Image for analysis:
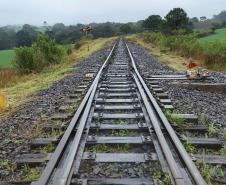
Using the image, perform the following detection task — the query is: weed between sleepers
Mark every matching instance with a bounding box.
[40,144,56,154]
[17,165,41,181]
[164,110,186,127]
[196,161,225,184]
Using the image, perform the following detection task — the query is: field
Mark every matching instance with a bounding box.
[199,28,226,43]
[0,49,15,68]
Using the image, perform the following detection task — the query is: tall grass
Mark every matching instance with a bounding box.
[201,42,226,68]
[0,68,15,87]
[139,32,226,70]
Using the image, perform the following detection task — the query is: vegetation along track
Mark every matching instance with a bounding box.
[30,39,224,185]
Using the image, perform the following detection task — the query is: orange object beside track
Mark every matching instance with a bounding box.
[189,63,198,68]
[0,92,7,112]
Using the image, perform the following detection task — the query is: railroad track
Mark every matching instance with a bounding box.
[31,39,211,185]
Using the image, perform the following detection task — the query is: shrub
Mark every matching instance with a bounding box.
[140,32,202,58]
[34,36,65,65]
[13,36,66,74]
[14,46,36,73]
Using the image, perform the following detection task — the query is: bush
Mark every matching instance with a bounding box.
[14,46,37,73]
[34,36,65,65]
[14,36,66,74]
[140,32,201,58]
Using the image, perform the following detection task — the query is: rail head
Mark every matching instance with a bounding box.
[125,41,207,185]
[36,39,118,185]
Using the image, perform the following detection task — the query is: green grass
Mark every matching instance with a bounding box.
[199,28,226,43]
[0,49,15,68]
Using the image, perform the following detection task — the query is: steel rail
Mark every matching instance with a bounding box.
[125,42,207,185]
[133,74,185,185]
[37,40,118,185]
[131,58,185,185]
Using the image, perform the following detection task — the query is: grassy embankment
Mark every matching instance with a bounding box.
[126,35,189,72]
[127,29,226,72]
[0,37,116,115]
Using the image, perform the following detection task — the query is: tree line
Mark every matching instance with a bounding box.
[142,8,191,34]
[0,22,143,50]
[1,8,226,50]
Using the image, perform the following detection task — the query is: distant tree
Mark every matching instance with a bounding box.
[190,17,199,23]
[192,19,215,30]
[213,11,226,22]
[134,20,145,32]
[143,15,163,31]
[211,22,221,29]
[120,24,132,34]
[16,24,40,47]
[200,16,207,22]
[102,25,116,37]
[189,17,199,29]
[0,22,143,50]
[165,8,189,30]
[46,24,82,44]
[221,20,226,27]
[0,27,16,49]
[52,23,65,31]
[91,23,118,38]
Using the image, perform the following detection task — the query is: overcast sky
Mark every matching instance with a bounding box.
[0,0,225,26]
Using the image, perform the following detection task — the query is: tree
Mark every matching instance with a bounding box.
[120,24,132,34]
[211,22,221,29]
[165,8,189,30]
[213,11,226,22]
[52,23,65,31]
[0,27,16,49]
[91,23,118,38]
[190,17,199,23]
[143,15,163,31]
[16,24,40,47]
[221,20,226,27]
